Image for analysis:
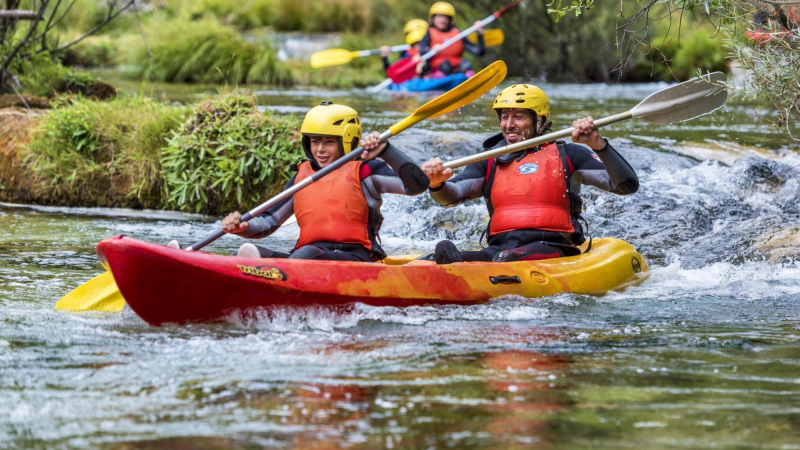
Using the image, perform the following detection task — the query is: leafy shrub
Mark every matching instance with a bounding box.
[63,36,119,67]
[25,94,188,207]
[11,52,72,97]
[137,18,294,85]
[162,93,303,214]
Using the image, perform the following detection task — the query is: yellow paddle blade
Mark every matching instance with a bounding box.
[55,270,125,312]
[389,60,507,135]
[467,29,504,47]
[310,49,359,68]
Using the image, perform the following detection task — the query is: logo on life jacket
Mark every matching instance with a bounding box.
[517,163,539,175]
[238,265,287,281]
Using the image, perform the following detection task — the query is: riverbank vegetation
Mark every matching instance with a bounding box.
[2,0,736,97]
[2,92,302,213]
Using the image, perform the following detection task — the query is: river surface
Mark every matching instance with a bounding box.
[1,78,799,449]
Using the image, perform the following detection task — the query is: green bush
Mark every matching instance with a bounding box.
[161,94,303,214]
[10,52,72,97]
[63,36,118,67]
[136,18,294,85]
[25,94,188,207]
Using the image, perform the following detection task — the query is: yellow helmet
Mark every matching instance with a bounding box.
[492,84,550,118]
[404,18,428,34]
[406,28,427,45]
[300,102,362,156]
[429,2,455,19]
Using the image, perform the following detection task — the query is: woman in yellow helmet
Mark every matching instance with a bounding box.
[421,84,640,264]
[380,20,427,75]
[418,2,486,78]
[220,102,429,262]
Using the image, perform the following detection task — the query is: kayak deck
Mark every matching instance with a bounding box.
[97,236,649,325]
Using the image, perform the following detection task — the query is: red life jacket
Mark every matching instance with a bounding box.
[293,161,372,250]
[428,27,463,72]
[485,142,575,236]
[406,46,419,59]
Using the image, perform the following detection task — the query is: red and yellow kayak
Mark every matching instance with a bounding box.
[97,235,649,325]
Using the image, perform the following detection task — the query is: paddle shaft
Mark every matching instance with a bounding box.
[188,130,393,251]
[444,112,632,169]
[356,44,410,58]
[356,30,503,58]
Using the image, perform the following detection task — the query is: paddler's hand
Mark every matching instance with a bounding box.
[421,157,453,189]
[474,21,484,34]
[222,211,249,234]
[379,45,390,58]
[360,131,387,160]
[571,116,607,151]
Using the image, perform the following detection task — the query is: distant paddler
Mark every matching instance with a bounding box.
[419,2,486,78]
[379,19,428,75]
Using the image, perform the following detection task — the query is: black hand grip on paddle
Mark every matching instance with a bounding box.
[489,276,522,284]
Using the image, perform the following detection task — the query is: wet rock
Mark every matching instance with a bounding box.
[424,134,480,157]
[50,79,117,101]
[730,156,795,190]
[0,107,48,203]
[674,141,782,166]
[754,228,800,263]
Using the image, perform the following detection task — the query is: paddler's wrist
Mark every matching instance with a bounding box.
[429,182,444,191]
[590,138,609,153]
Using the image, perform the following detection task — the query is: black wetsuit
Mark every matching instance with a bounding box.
[430,134,639,262]
[240,143,429,261]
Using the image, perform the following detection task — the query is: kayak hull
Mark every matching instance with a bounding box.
[389,73,468,92]
[97,236,649,326]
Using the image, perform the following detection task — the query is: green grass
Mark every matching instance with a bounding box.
[134,18,294,85]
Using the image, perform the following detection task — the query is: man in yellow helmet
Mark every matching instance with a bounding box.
[421,84,640,264]
[220,102,429,261]
[418,2,485,77]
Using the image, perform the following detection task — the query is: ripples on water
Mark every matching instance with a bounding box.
[1,82,799,449]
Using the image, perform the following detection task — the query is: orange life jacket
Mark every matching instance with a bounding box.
[293,161,372,250]
[428,27,463,72]
[485,142,575,236]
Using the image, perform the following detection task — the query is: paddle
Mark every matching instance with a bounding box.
[442,72,728,170]
[310,30,505,68]
[55,60,508,313]
[386,0,521,85]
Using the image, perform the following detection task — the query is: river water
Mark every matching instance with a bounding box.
[1,79,799,449]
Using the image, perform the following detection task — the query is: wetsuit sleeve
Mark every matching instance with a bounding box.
[382,55,391,71]
[238,175,297,239]
[462,32,485,56]
[419,31,432,56]
[566,141,639,195]
[365,143,429,195]
[428,159,488,206]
